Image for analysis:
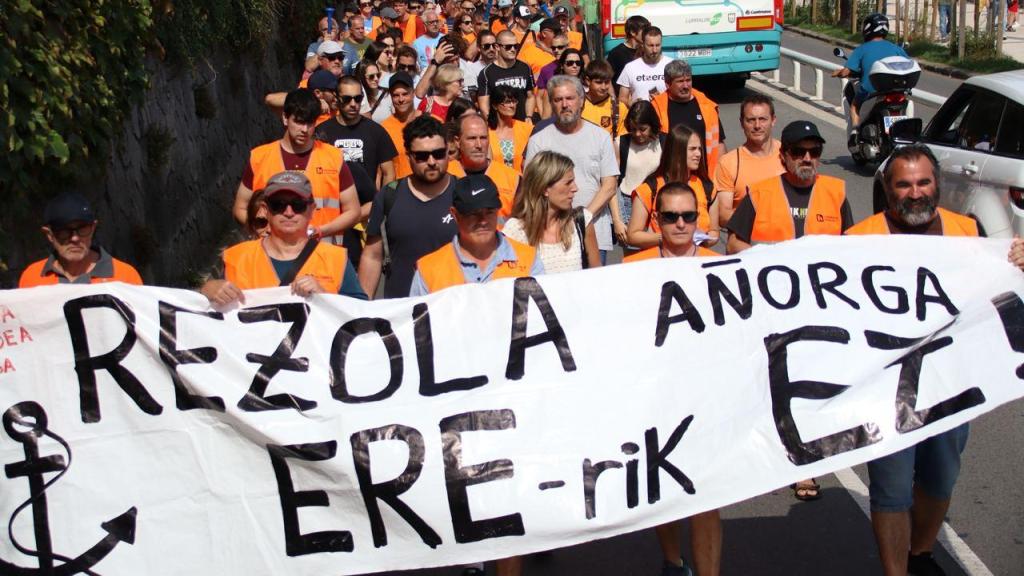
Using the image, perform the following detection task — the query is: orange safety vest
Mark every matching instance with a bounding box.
[19,255,142,288]
[366,16,384,40]
[623,245,717,263]
[402,15,421,43]
[223,239,349,293]
[491,19,508,33]
[632,175,714,232]
[651,89,722,174]
[489,120,532,174]
[249,141,345,235]
[380,114,416,179]
[845,207,979,237]
[747,174,846,243]
[567,30,583,51]
[416,237,538,293]
[447,160,520,219]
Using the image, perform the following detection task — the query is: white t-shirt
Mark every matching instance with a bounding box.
[503,210,594,274]
[616,55,672,101]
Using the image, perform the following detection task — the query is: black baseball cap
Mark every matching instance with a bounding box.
[539,18,561,33]
[388,71,415,92]
[43,192,95,227]
[781,120,826,147]
[452,174,502,214]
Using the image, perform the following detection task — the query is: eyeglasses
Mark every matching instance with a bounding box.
[787,145,823,159]
[51,222,96,243]
[658,210,699,224]
[410,147,448,162]
[322,53,344,61]
[365,73,380,80]
[340,94,365,104]
[450,78,465,84]
[498,43,517,50]
[481,42,496,49]
[397,63,418,71]
[563,59,582,66]
[359,1,373,6]
[461,19,473,25]
[410,3,423,9]
[424,19,439,25]
[552,44,568,51]
[266,197,313,215]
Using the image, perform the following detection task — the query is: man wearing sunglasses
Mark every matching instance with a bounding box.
[477,30,534,120]
[19,192,142,288]
[553,4,588,64]
[316,76,398,189]
[518,17,558,79]
[236,89,361,246]
[204,172,367,308]
[359,116,460,299]
[726,120,852,254]
[359,0,382,39]
[393,0,427,43]
[304,16,342,75]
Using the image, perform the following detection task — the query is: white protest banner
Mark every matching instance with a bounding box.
[1,235,1023,575]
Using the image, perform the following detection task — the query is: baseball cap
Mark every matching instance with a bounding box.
[307,69,339,91]
[44,192,95,227]
[497,0,513,6]
[452,174,502,214]
[554,5,569,17]
[380,6,399,19]
[388,71,415,91]
[515,4,532,19]
[263,172,313,200]
[781,120,826,147]
[539,17,561,33]
[317,40,344,56]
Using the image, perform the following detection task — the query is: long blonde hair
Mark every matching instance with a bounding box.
[513,151,576,249]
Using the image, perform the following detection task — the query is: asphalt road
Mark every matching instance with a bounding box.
[370,33,1024,576]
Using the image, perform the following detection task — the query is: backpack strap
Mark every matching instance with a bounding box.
[700,175,716,206]
[380,179,402,276]
[278,240,319,286]
[617,134,630,184]
[573,207,589,269]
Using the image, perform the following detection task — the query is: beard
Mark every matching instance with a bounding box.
[793,164,816,181]
[555,108,580,128]
[893,193,938,227]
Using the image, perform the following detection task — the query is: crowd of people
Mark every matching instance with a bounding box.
[17,2,1024,576]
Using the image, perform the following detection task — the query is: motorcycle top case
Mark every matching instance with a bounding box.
[868,56,921,93]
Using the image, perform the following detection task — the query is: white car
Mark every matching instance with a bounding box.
[873,69,1024,237]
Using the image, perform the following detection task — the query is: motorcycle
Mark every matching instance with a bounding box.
[834,47,921,165]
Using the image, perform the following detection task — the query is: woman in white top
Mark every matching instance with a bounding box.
[503,151,601,273]
[615,100,663,255]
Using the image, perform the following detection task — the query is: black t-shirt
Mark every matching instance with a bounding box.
[315,117,398,181]
[607,43,636,83]
[365,177,459,298]
[727,177,854,243]
[342,161,377,266]
[477,61,535,120]
[666,98,726,150]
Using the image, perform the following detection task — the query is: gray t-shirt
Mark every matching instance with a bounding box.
[525,121,620,250]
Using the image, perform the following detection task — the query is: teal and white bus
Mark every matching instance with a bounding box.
[598,0,783,87]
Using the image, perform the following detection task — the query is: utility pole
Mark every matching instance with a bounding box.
[959,0,967,59]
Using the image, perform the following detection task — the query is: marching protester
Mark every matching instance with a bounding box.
[504,150,601,271]
[617,25,670,105]
[627,123,718,249]
[537,43,583,119]
[581,59,628,142]
[525,75,618,262]
[650,59,725,174]
[461,29,497,100]
[487,84,533,173]
[714,93,784,224]
[353,60,386,116]
[304,15,342,76]
[622,180,721,576]
[554,4,588,61]
[379,71,423,179]
[413,7,445,69]
[615,100,662,249]
[202,171,367,307]
[235,89,361,246]
[447,114,520,219]
[477,29,536,120]
[316,75,398,188]
[606,14,649,81]
[342,14,374,73]
[517,17,559,79]
[358,115,459,299]
[845,143,1024,576]
[19,192,143,287]
[409,173,542,296]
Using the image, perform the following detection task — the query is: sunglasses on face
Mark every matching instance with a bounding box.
[266,197,312,214]
[563,59,581,66]
[340,94,365,104]
[788,145,823,159]
[398,63,418,71]
[359,1,373,6]
[481,42,496,49]
[552,44,568,50]
[658,210,698,224]
[322,53,344,61]
[410,147,448,162]
[498,43,517,50]
[365,73,380,80]
[51,222,96,243]
[461,19,473,24]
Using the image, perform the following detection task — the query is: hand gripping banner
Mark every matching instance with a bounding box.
[1,235,1023,575]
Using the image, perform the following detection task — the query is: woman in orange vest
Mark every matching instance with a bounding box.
[487,84,532,174]
[203,172,366,307]
[626,123,720,249]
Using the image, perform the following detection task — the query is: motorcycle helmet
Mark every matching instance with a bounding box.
[862,13,890,40]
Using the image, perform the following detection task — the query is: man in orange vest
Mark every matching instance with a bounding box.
[379,71,423,179]
[19,192,142,288]
[845,143,1024,576]
[446,114,520,220]
[394,0,426,43]
[409,173,542,295]
[650,59,725,174]
[553,4,588,64]
[623,182,718,262]
[235,89,361,246]
[726,120,853,254]
[204,172,366,307]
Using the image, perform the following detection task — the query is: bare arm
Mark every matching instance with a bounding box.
[617,85,632,108]
[625,194,661,248]
[264,92,287,110]
[358,236,384,298]
[305,55,319,73]
[609,192,628,245]
[233,182,254,227]
[726,234,750,255]
[200,279,246,308]
[584,224,601,268]
[478,94,490,119]
[537,89,550,119]
[379,160,396,187]
[586,175,618,216]
[705,195,720,247]
[525,90,535,119]
[415,63,438,99]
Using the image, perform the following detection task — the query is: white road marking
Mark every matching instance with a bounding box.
[833,468,995,576]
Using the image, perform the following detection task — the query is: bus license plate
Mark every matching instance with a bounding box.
[677,48,712,58]
[883,115,909,133]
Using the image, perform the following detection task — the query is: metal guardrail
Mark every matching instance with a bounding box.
[755,47,947,117]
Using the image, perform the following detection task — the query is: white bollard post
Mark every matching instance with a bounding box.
[908,99,915,117]
[814,69,824,101]
[772,68,780,83]
[793,60,802,94]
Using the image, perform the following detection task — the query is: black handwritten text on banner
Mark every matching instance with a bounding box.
[1,236,1022,575]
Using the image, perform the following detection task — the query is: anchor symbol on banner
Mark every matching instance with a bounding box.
[1,401,137,576]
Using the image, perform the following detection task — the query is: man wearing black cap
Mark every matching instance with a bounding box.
[19,193,143,288]
[409,173,542,295]
[518,17,559,78]
[204,171,366,307]
[380,71,423,180]
[727,120,853,251]
[553,4,588,63]
[306,70,341,126]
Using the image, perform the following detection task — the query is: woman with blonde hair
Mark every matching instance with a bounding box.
[626,123,720,249]
[503,151,601,272]
[416,63,463,121]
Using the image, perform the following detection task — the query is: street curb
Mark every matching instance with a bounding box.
[783,24,974,79]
